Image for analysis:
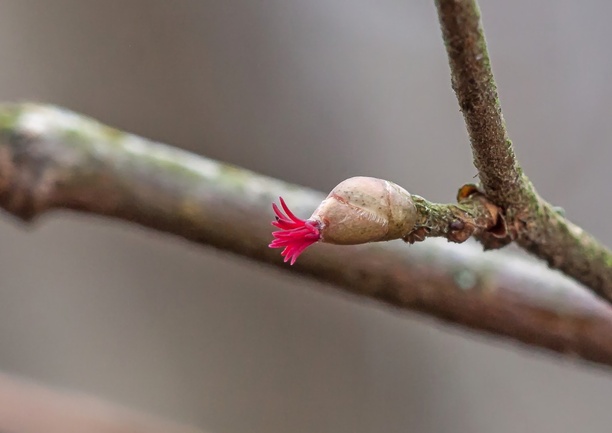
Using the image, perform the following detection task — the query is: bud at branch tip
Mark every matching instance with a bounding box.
[269,177,417,264]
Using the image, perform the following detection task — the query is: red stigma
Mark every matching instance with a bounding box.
[269,197,320,265]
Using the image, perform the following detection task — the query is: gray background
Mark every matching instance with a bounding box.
[0,1,611,432]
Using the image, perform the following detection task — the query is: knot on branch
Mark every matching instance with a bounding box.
[456,184,511,249]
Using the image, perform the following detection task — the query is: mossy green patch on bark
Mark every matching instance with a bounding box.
[0,105,21,137]
[218,163,251,187]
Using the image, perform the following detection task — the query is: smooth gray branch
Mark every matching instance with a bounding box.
[1,103,612,366]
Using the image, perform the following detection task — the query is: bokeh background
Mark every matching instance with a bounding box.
[1,1,611,432]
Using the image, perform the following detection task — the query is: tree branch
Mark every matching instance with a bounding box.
[434,0,612,302]
[1,103,612,367]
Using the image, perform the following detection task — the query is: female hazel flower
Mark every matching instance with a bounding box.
[269,198,321,265]
[270,176,417,264]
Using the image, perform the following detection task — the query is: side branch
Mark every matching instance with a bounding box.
[435,0,612,302]
[1,103,612,366]
[407,184,507,246]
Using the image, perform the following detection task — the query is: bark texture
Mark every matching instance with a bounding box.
[435,0,612,302]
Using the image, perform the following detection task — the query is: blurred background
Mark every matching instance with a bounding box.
[1,0,611,432]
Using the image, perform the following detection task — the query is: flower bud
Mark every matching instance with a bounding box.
[312,176,417,245]
[270,177,417,264]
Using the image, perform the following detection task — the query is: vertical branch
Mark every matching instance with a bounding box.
[435,0,521,205]
[434,0,612,302]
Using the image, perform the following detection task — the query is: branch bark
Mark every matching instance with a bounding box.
[1,103,612,367]
[435,0,612,302]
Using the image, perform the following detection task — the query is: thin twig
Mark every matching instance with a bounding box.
[407,184,507,246]
[1,103,612,366]
[434,0,612,303]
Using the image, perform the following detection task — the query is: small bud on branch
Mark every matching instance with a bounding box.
[270,177,507,264]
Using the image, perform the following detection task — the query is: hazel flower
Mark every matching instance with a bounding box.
[269,197,321,265]
[270,177,417,265]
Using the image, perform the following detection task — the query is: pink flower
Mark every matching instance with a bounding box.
[269,197,320,265]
